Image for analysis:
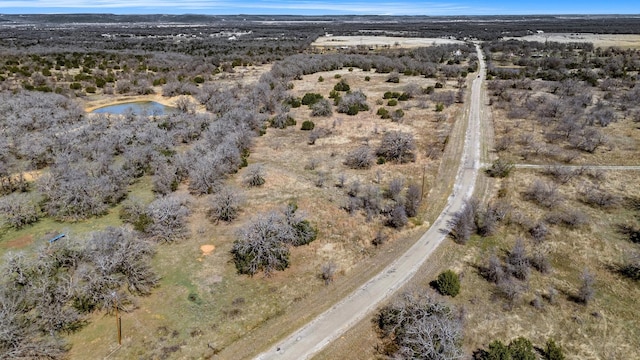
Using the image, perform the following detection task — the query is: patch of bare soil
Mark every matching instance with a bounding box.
[504,33,640,49]
[200,244,215,256]
[3,234,34,249]
[312,35,464,49]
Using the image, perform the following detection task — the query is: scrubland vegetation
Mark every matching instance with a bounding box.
[1,14,639,360]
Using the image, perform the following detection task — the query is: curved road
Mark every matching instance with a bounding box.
[255,44,486,360]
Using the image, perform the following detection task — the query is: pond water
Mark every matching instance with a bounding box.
[91,101,175,116]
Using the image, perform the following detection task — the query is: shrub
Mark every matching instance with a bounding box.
[508,337,536,360]
[301,92,323,106]
[270,113,296,129]
[486,159,514,178]
[333,79,350,92]
[436,270,461,297]
[398,92,411,101]
[435,103,445,112]
[387,99,398,106]
[484,340,510,360]
[337,90,368,115]
[301,120,315,131]
[377,107,390,119]
[545,339,565,360]
[69,82,82,90]
[365,76,371,81]
[288,97,301,108]
[383,91,401,99]
[386,204,408,228]
[392,109,405,122]
[386,72,400,83]
[435,82,444,88]
[317,76,324,82]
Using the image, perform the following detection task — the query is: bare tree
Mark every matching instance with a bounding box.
[232,212,293,276]
[530,249,551,274]
[376,131,416,163]
[529,221,549,243]
[321,262,337,285]
[386,177,405,202]
[482,248,505,283]
[576,268,595,305]
[232,205,317,276]
[0,192,40,229]
[376,291,463,360]
[506,238,530,281]
[387,204,408,229]
[311,98,333,117]
[344,146,374,169]
[404,183,422,218]
[145,194,191,243]
[244,163,266,187]
[207,186,244,222]
[523,179,562,208]
[448,199,477,244]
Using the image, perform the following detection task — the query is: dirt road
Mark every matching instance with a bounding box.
[255,44,487,360]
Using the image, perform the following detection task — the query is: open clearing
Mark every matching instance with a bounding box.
[312,35,464,49]
[504,33,640,48]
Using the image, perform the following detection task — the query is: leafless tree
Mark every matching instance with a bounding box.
[376,291,463,360]
[529,221,549,243]
[580,185,619,209]
[621,251,640,281]
[523,179,562,208]
[152,162,179,195]
[529,249,551,274]
[482,248,505,283]
[448,199,477,244]
[244,163,266,187]
[376,131,416,163]
[404,183,422,218]
[386,177,405,202]
[145,194,191,243]
[576,268,595,305]
[344,146,374,169]
[321,262,337,285]
[506,238,530,281]
[544,209,588,229]
[337,90,369,115]
[311,98,333,117]
[232,212,293,276]
[175,96,197,114]
[0,193,40,229]
[207,186,244,222]
[387,204,408,229]
[543,165,578,184]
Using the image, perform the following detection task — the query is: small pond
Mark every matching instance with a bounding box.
[91,101,175,116]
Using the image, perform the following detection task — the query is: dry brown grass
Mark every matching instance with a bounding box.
[505,33,640,49]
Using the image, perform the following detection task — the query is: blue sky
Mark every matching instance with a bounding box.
[0,0,638,15]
